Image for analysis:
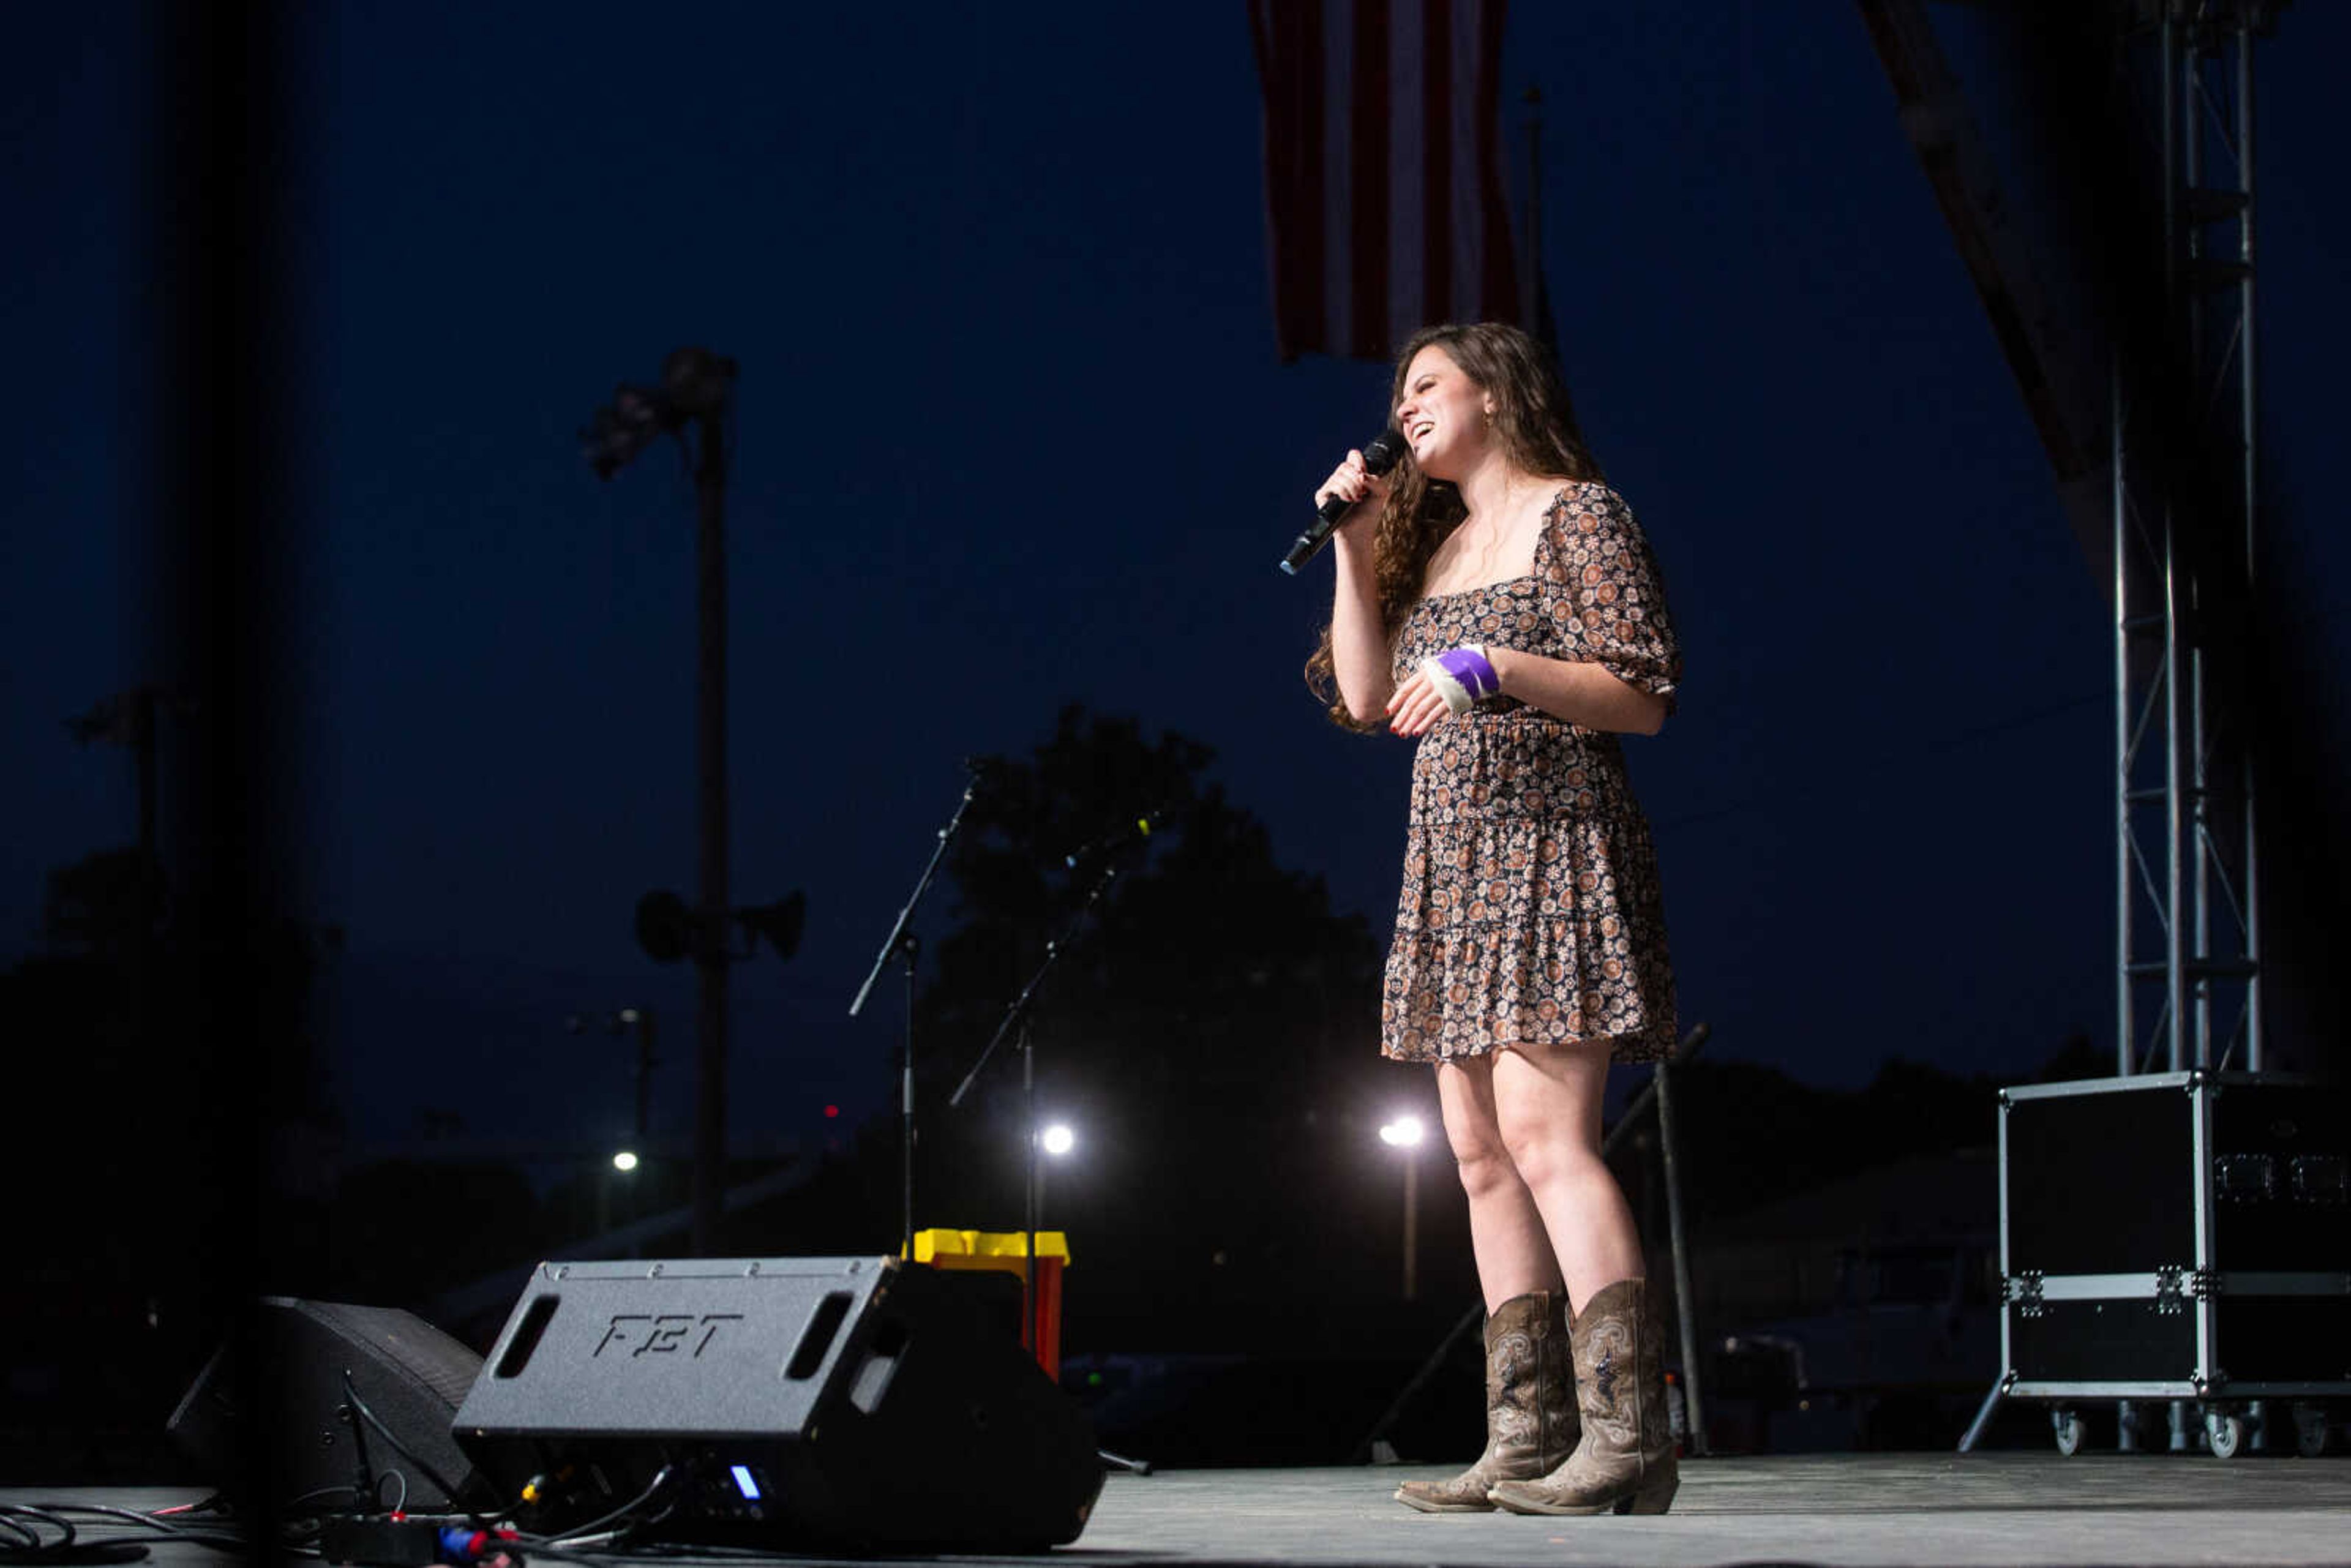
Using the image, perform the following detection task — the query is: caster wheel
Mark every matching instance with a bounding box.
[2053,1408,2087,1457]
[2293,1405,2330,1458]
[2207,1411,2245,1460]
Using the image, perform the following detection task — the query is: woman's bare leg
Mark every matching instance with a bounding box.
[1489,1044,1644,1313]
[1435,1056,1565,1309]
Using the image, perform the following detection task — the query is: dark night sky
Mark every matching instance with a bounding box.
[6,5,2346,1166]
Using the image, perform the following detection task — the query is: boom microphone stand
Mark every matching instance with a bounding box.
[947,858,1119,1329]
[948,855,1151,1476]
[849,765,984,1261]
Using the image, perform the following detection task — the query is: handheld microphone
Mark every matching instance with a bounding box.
[1277,428,1406,576]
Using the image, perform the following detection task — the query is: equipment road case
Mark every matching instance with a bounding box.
[1997,1071,2350,1456]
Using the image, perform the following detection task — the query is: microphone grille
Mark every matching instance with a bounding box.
[1361,427,1406,475]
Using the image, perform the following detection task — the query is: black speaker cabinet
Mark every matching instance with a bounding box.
[1999,1071,2351,1400]
[166,1297,485,1510]
[453,1256,1101,1552]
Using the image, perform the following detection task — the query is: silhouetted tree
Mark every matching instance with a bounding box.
[846,707,1411,1344]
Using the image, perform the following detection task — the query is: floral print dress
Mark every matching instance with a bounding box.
[1382,481,1682,1063]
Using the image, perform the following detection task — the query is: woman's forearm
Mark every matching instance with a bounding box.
[1329,535,1395,724]
[1488,647,1667,735]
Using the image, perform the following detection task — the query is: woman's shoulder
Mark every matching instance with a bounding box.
[1538,476,1631,528]
[1539,473,1617,502]
[1537,477,1654,578]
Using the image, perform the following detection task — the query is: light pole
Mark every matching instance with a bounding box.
[1036,1120,1076,1218]
[604,1147,640,1236]
[567,1005,660,1233]
[567,1007,659,1142]
[1379,1114,1426,1301]
[582,349,738,1254]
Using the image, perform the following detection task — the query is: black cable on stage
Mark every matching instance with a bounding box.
[338,1370,484,1523]
[278,1486,359,1513]
[529,1465,677,1549]
[33,1504,248,1544]
[6,1503,250,1557]
[0,1506,144,1565]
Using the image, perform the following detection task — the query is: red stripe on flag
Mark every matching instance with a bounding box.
[1350,0,1390,357]
[1291,0,1325,359]
[1475,0,1515,320]
[1250,0,1327,361]
[1251,0,1522,361]
[1420,0,1453,332]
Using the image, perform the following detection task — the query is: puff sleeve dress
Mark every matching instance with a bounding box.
[1381,480,1682,1063]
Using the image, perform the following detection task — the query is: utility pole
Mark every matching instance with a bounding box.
[689,373,730,1255]
[583,347,740,1254]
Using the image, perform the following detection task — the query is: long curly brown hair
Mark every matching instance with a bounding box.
[1303,321,1605,727]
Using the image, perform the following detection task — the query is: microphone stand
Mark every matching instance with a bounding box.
[849,769,982,1261]
[948,858,1152,1476]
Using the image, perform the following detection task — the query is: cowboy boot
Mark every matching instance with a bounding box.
[1488,1278,1678,1516]
[1394,1291,1578,1512]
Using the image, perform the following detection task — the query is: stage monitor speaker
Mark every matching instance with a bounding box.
[452,1256,1101,1552]
[166,1297,486,1511]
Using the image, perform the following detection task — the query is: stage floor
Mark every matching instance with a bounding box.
[13,1454,2351,1567]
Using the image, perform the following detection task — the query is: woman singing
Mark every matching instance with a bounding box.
[1307,321,1682,1517]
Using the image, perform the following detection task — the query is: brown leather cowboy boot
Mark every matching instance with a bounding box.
[1394,1291,1578,1512]
[1488,1278,1678,1516]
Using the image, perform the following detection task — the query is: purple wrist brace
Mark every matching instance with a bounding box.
[1435,646,1501,702]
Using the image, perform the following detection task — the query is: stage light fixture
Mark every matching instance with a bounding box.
[612,1150,640,1172]
[1379,1115,1425,1148]
[661,347,738,421]
[580,385,668,480]
[1041,1123,1076,1157]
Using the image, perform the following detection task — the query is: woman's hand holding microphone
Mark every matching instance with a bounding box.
[1313,448,1395,547]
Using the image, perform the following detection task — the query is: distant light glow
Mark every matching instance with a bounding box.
[1378,1116,1425,1148]
[823,1104,840,1119]
[612,1150,640,1172]
[1041,1123,1076,1157]
[730,1464,760,1501]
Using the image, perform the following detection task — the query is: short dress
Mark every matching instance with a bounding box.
[1381,480,1682,1063]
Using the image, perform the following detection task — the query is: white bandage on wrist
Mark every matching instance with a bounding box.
[1419,645,1501,716]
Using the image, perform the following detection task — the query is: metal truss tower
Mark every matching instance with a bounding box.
[1864,0,2285,1079]
[2110,0,2280,1075]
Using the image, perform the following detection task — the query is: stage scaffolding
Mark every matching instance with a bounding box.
[1863,0,2285,1079]
[2110,0,2278,1077]
[1868,1,2315,1458]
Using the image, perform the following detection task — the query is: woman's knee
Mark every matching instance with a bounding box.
[1436,1058,1513,1196]
[1450,1136,1520,1198]
[1495,1099,1600,1190]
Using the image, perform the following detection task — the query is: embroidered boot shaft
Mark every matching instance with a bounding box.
[1487,1278,1678,1516]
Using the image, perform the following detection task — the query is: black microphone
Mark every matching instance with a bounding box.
[1063,808,1164,869]
[1277,427,1406,576]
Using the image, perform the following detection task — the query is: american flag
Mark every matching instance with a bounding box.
[1248,0,1522,362]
